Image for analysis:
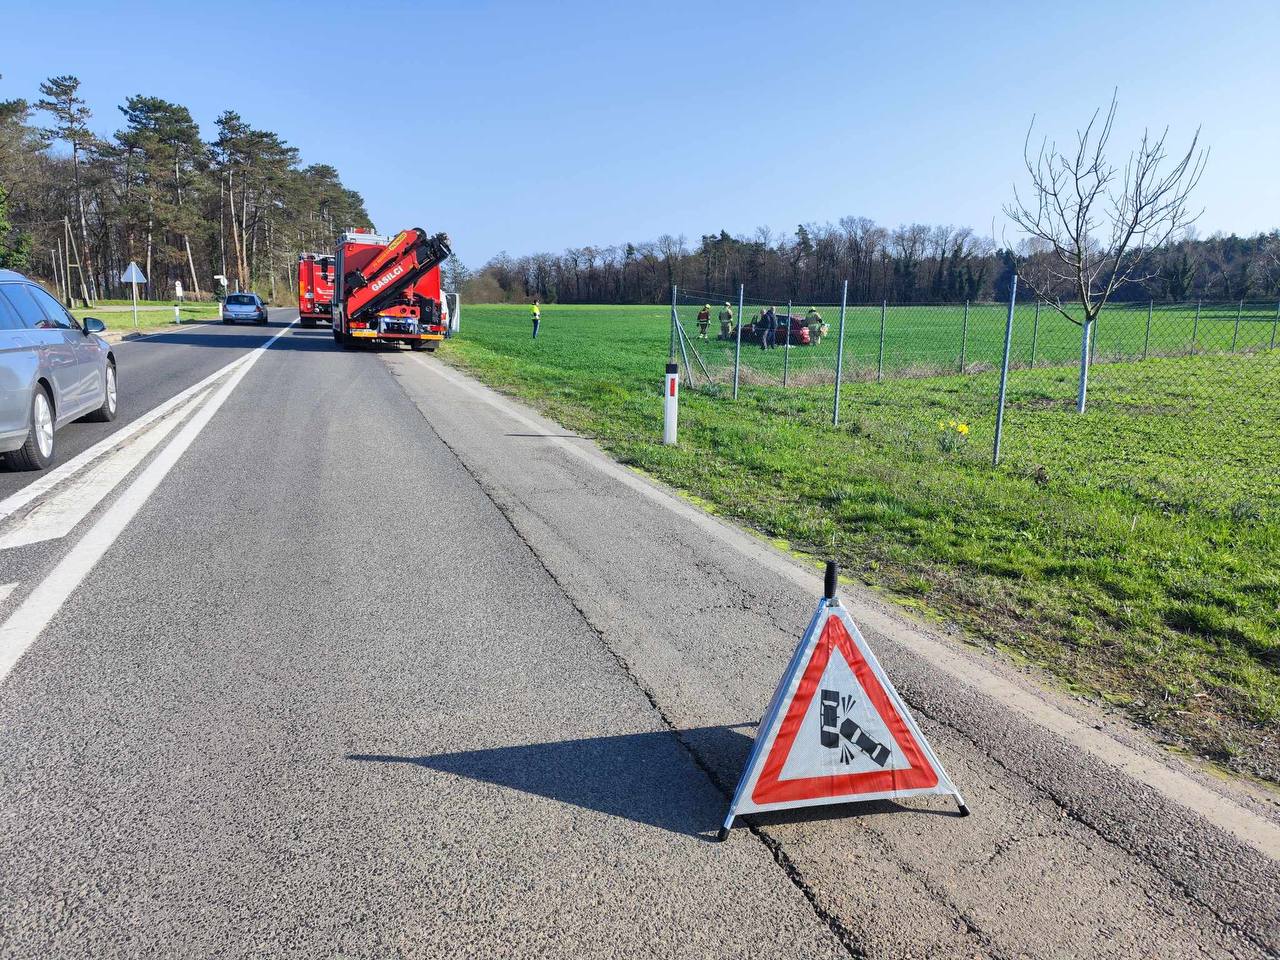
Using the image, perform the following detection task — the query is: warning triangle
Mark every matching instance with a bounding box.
[722,600,965,826]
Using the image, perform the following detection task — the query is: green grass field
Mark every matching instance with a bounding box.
[675,299,1280,385]
[445,303,1280,785]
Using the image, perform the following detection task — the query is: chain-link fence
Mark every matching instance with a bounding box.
[668,284,1280,515]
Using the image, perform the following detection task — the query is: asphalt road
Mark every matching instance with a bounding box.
[0,313,289,502]
[0,316,1277,958]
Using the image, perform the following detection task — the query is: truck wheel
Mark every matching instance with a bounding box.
[409,341,426,351]
[301,318,315,329]
[8,385,56,471]
[424,342,438,353]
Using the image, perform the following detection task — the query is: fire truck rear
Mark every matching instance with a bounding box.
[331,228,452,351]
[297,253,335,327]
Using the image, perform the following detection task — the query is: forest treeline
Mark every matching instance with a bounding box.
[0,74,371,303]
[457,222,1280,307]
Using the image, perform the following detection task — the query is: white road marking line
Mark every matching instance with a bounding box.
[408,354,1280,863]
[0,321,295,687]
[0,387,211,551]
[0,354,257,526]
[0,583,17,604]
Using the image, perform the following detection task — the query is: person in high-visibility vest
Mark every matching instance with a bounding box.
[531,299,541,339]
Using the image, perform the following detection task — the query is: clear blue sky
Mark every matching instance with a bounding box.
[3,0,1276,266]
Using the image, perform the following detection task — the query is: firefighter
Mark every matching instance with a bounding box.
[531,299,541,339]
[718,301,734,340]
[806,306,825,345]
[696,304,711,339]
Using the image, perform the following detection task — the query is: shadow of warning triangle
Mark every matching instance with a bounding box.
[348,725,756,842]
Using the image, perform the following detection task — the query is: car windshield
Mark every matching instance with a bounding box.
[226,295,256,305]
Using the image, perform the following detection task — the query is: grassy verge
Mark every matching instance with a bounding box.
[73,303,220,336]
[444,304,1280,785]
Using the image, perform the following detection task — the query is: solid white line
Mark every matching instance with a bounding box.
[0,387,210,550]
[0,321,295,687]
[0,354,256,526]
[408,353,1280,863]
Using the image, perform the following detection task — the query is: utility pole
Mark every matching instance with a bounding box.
[64,216,91,308]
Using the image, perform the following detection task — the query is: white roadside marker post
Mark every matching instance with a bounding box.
[663,362,678,445]
[173,304,181,325]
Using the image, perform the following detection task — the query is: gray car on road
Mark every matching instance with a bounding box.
[0,269,117,470]
[221,292,268,324]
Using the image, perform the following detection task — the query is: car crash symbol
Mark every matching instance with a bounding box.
[820,689,892,767]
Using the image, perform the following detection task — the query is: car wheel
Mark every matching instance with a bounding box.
[301,319,315,329]
[83,361,118,423]
[8,385,56,471]
[223,318,234,324]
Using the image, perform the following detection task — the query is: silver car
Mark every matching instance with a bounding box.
[0,269,117,471]
[221,292,269,324]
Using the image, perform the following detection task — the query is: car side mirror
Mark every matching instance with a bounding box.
[83,317,106,334]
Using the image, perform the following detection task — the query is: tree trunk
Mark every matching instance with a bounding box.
[71,144,98,302]
[219,179,227,282]
[227,172,244,290]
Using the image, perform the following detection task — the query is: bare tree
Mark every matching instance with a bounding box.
[1005,92,1207,410]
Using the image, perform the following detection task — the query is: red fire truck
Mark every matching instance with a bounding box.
[331,228,452,351]
[297,252,336,327]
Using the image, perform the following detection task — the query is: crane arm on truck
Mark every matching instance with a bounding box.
[344,228,452,324]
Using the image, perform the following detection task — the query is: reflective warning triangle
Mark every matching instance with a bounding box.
[722,598,966,832]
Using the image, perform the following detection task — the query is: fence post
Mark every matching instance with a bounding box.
[832,280,848,426]
[877,300,886,383]
[1030,300,1040,368]
[1232,299,1242,352]
[959,300,969,372]
[732,283,744,400]
[1076,312,1093,414]
[673,286,694,386]
[669,285,677,360]
[1192,298,1201,353]
[1272,300,1279,350]
[1143,299,1152,360]
[993,275,1018,466]
[783,298,791,387]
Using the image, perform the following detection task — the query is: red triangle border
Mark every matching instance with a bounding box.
[751,614,940,805]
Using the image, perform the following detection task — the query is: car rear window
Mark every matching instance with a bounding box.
[226,294,257,305]
[0,285,55,329]
[0,288,21,330]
